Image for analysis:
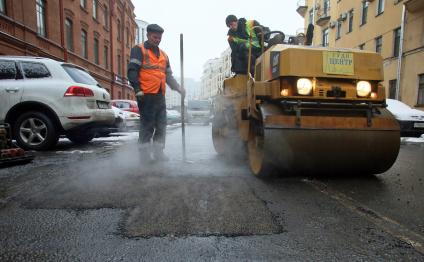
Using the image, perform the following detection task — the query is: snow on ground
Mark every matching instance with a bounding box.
[56,150,94,154]
[93,131,139,142]
[401,135,424,144]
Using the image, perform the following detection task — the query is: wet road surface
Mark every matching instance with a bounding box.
[0,125,423,261]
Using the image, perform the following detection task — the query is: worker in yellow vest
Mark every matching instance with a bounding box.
[226,15,269,75]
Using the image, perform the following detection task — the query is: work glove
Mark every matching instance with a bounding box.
[135,91,144,97]
[179,87,186,98]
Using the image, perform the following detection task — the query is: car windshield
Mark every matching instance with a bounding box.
[62,65,98,85]
[115,102,131,109]
[188,100,209,110]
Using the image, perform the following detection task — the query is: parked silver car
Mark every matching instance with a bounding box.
[0,56,115,150]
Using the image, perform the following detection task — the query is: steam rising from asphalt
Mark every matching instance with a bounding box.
[65,125,250,191]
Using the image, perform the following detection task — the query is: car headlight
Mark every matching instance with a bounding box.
[356,81,371,97]
[297,78,313,95]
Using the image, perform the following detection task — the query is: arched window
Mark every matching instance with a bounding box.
[94,38,99,64]
[0,0,6,14]
[117,19,121,41]
[92,0,97,19]
[103,5,109,27]
[81,29,88,58]
[65,18,74,51]
[36,0,46,37]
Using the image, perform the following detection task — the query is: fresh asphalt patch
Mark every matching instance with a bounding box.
[121,176,283,238]
[22,168,283,238]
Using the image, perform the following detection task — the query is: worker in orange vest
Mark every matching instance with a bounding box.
[127,24,185,162]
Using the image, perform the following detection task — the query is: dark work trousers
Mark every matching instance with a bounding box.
[136,93,167,148]
[231,47,261,75]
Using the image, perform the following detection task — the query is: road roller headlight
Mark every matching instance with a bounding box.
[356,81,371,97]
[296,78,313,95]
[281,88,289,97]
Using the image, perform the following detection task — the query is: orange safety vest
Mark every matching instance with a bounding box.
[138,44,168,95]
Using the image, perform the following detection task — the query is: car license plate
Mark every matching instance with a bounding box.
[414,122,424,128]
[97,101,110,109]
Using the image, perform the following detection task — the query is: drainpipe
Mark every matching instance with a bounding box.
[121,1,126,99]
[395,4,406,101]
[312,0,317,45]
[20,0,26,55]
[59,0,67,61]
[109,0,115,99]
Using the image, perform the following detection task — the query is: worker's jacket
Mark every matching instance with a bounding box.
[127,41,180,96]
[138,44,168,95]
[227,18,263,50]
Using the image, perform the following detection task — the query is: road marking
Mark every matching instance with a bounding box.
[304,179,424,255]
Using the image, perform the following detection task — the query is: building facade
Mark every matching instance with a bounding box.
[297,0,424,108]
[0,0,138,100]
[200,48,232,100]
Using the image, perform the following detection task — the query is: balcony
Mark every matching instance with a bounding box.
[405,0,424,13]
[316,13,331,26]
[296,0,308,17]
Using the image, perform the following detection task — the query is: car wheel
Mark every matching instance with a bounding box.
[13,111,59,150]
[67,131,95,145]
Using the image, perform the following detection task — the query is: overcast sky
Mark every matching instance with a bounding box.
[132,0,304,81]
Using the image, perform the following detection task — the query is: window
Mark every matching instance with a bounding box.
[0,0,6,14]
[117,19,121,41]
[375,36,382,53]
[21,62,51,79]
[104,46,108,69]
[418,74,424,105]
[393,27,401,57]
[309,8,314,24]
[115,101,130,109]
[377,0,385,15]
[348,9,354,33]
[62,65,97,85]
[118,91,122,99]
[104,5,109,28]
[94,38,99,64]
[361,1,368,25]
[336,22,342,39]
[92,0,97,19]
[65,19,74,52]
[117,54,121,75]
[80,0,86,9]
[359,43,365,50]
[389,79,397,99]
[81,30,88,59]
[322,28,329,47]
[126,27,129,46]
[0,61,17,80]
[36,0,46,37]
[323,0,330,16]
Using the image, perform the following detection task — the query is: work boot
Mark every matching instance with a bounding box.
[153,150,169,162]
[139,143,154,164]
[153,143,169,162]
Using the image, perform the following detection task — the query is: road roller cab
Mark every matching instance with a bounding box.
[212,38,400,177]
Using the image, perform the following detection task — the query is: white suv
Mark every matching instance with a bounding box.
[0,56,115,150]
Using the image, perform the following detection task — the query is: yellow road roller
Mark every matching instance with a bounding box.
[212,33,400,177]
